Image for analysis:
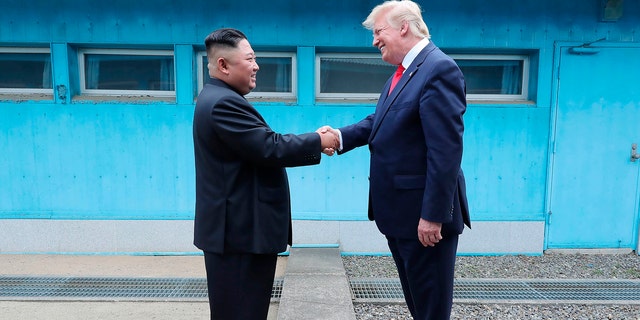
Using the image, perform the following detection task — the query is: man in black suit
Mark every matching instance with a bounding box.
[192,28,338,319]
[322,1,471,319]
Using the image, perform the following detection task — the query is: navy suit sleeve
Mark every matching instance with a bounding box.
[419,57,466,223]
[338,113,375,154]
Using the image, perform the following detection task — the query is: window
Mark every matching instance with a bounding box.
[79,49,175,96]
[316,54,394,100]
[0,48,52,94]
[198,52,295,100]
[452,54,529,101]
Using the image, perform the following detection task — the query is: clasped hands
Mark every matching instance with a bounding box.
[315,125,340,156]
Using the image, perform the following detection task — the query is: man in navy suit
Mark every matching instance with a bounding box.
[323,1,470,319]
[192,28,339,319]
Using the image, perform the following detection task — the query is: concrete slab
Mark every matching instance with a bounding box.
[277,247,356,320]
[285,247,345,275]
[281,274,353,304]
[0,254,287,278]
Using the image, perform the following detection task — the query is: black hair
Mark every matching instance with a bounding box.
[204,28,247,51]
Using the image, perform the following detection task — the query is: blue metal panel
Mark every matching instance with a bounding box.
[174,45,195,105]
[0,103,195,219]
[50,43,70,104]
[0,0,375,47]
[547,43,640,249]
[0,104,553,221]
[2,1,638,47]
[463,107,550,221]
[258,105,375,221]
[296,47,315,106]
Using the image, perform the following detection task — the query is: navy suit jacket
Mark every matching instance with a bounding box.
[339,42,471,239]
[192,78,321,254]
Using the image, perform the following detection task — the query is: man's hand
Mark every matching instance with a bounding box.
[418,218,442,247]
[316,126,339,154]
[316,125,340,156]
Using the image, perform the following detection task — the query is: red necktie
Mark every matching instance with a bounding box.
[388,64,405,95]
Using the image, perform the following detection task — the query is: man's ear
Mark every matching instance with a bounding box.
[217,57,230,75]
[400,21,409,36]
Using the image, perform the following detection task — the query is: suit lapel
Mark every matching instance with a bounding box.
[369,42,437,141]
[369,72,412,139]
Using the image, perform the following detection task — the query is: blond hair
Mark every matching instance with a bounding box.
[363,0,430,39]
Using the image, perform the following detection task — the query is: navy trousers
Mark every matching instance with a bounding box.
[203,251,277,320]
[387,234,459,320]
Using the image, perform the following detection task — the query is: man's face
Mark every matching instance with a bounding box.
[372,12,404,65]
[224,39,259,95]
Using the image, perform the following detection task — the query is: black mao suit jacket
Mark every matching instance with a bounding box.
[339,42,471,239]
[193,78,321,254]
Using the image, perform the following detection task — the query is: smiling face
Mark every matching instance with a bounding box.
[372,10,405,66]
[218,39,259,95]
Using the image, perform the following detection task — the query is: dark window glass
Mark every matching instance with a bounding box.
[254,57,292,93]
[0,52,52,89]
[84,54,174,91]
[456,59,523,95]
[319,57,394,94]
[202,55,293,93]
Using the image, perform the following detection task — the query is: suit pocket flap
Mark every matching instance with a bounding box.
[393,175,425,189]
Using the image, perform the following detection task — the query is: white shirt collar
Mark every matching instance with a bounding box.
[401,37,430,70]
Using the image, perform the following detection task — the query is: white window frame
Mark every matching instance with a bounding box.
[247,52,296,100]
[196,51,208,95]
[451,54,530,101]
[315,53,391,101]
[0,47,52,94]
[78,48,175,97]
[197,51,297,100]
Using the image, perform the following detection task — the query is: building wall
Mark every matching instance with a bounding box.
[1,0,638,254]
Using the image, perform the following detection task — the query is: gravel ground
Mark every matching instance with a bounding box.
[343,253,640,320]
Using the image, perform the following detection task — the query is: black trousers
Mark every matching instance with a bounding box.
[387,234,459,320]
[203,251,277,320]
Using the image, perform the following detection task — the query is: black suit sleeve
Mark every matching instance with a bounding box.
[212,95,321,167]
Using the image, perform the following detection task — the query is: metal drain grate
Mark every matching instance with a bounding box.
[4,276,640,303]
[350,278,640,303]
[350,278,403,302]
[0,276,282,301]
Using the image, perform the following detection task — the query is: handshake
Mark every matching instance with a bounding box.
[315,125,340,156]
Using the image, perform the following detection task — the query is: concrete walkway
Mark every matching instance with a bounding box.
[278,247,356,320]
[0,248,355,320]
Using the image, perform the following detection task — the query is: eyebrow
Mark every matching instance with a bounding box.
[373,25,389,36]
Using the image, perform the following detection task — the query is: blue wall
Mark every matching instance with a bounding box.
[1,0,638,226]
